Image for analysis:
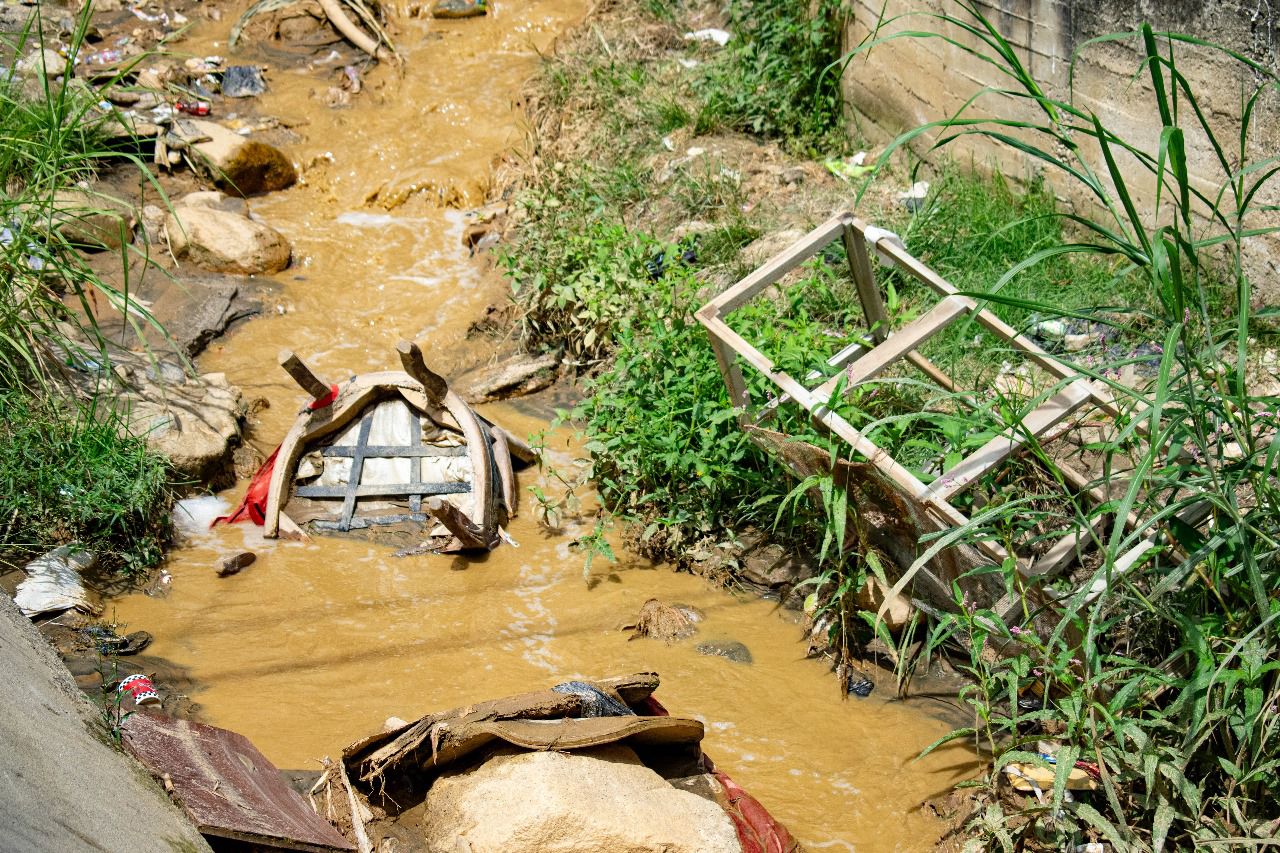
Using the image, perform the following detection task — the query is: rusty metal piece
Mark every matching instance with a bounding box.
[122,713,354,852]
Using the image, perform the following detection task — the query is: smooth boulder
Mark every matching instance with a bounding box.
[423,746,742,853]
[175,119,296,196]
[165,191,291,275]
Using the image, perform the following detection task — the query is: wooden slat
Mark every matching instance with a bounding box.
[755,340,870,425]
[295,482,471,499]
[1024,514,1108,580]
[924,381,1093,501]
[812,296,969,398]
[319,444,466,458]
[492,429,516,517]
[700,315,753,419]
[843,221,889,343]
[708,215,847,314]
[338,414,375,530]
[279,350,331,402]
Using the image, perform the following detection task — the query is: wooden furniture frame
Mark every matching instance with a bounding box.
[696,212,1126,591]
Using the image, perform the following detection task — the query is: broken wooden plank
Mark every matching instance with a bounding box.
[924,381,1094,502]
[396,340,449,404]
[279,350,332,403]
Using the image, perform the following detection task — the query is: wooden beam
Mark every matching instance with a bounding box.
[843,221,889,343]
[424,497,493,550]
[396,340,449,404]
[279,350,331,402]
[708,215,847,315]
[812,296,968,398]
[294,482,471,499]
[924,381,1093,502]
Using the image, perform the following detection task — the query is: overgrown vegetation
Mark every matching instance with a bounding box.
[694,0,851,153]
[504,0,1280,848]
[1,8,175,573]
[839,5,1280,850]
[0,392,172,573]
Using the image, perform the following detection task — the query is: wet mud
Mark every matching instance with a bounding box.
[109,2,979,848]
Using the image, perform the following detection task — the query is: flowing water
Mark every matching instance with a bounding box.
[110,3,979,848]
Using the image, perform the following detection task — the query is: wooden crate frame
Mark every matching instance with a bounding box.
[695,212,1127,588]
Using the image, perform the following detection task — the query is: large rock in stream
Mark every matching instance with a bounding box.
[165,191,291,275]
[174,119,297,196]
[423,745,742,853]
[115,358,245,487]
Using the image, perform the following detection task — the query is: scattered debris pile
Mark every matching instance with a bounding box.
[316,673,800,853]
[217,341,534,552]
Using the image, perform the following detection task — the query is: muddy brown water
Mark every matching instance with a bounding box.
[111,2,979,848]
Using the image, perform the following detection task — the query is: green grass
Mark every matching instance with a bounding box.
[0,391,173,574]
[694,0,850,154]
[0,10,176,575]
[1,6,165,390]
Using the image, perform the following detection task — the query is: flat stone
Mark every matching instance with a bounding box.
[694,640,753,664]
[217,551,256,577]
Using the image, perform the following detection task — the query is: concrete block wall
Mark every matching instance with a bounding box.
[840,0,1279,302]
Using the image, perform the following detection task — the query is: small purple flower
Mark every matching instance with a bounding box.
[1184,308,1191,323]
[1010,625,1027,636]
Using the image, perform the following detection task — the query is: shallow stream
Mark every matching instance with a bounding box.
[111,3,977,848]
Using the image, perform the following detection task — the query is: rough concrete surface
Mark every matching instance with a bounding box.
[0,592,212,853]
[841,0,1280,301]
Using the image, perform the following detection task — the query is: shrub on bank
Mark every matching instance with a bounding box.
[1,10,176,575]
[0,392,173,574]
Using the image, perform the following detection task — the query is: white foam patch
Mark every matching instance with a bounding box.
[336,211,398,227]
[173,496,229,537]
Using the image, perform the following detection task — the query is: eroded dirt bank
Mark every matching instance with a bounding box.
[106,1,978,848]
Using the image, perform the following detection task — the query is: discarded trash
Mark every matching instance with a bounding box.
[337,674,799,853]
[683,28,732,46]
[695,640,753,664]
[895,180,930,212]
[622,598,703,643]
[341,64,362,94]
[221,65,267,98]
[174,100,210,116]
[551,681,636,717]
[676,57,700,69]
[846,676,874,697]
[81,48,123,66]
[118,673,161,706]
[645,241,698,280]
[1004,761,1098,793]
[217,551,256,577]
[15,545,98,618]
[100,630,153,656]
[432,0,487,18]
[145,569,173,598]
[823,152,871,182]
[122,713,354,851]
[235,343,534,552]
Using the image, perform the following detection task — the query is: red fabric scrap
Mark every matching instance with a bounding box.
[642,695,798,853]
[212,446,278,527]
